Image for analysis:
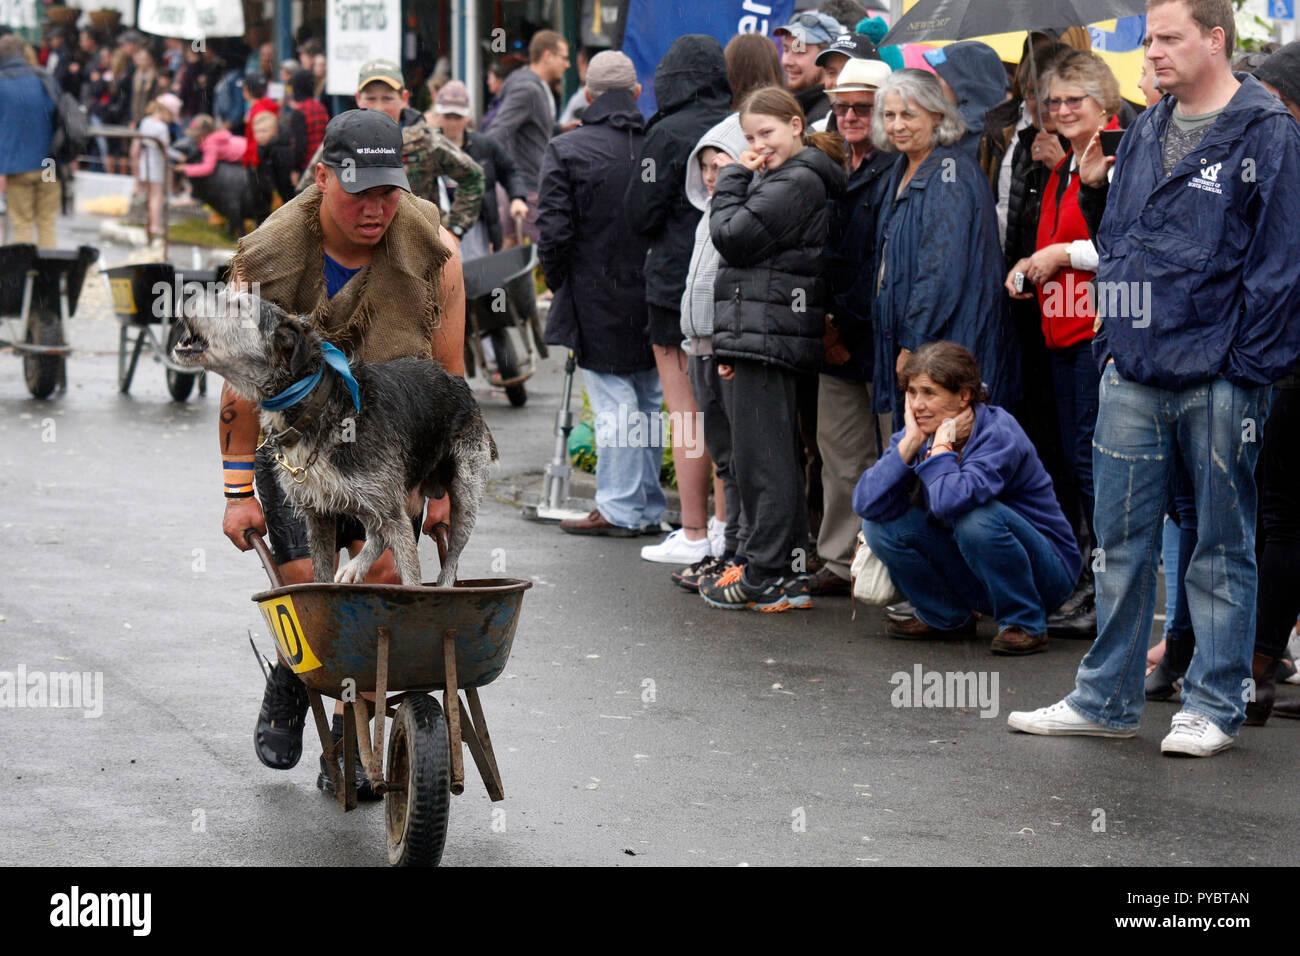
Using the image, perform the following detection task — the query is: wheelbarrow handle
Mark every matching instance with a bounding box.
[244,529,285,589]
[431,522,450,570]
[512,213,525,247]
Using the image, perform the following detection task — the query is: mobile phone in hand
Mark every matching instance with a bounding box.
[1013,271,1026,294]
[1100,130,1124,156]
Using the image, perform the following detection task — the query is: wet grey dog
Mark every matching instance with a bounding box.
[173,290,496,587]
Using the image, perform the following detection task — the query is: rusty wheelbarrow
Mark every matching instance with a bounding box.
[245,530,531,866]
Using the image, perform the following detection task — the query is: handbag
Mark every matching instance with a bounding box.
[850,530,902,614]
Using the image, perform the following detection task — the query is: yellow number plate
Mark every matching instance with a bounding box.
[258,595,322,673]
[109,277,136,315]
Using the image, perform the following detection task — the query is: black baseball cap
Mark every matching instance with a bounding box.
[319,109,410,195]
[815,33,883,66]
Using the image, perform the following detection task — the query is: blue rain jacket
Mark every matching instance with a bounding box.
[1090,74,1300,389]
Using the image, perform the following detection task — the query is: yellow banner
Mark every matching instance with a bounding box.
[898,2,1148,105]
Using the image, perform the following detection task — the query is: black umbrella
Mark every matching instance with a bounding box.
[879,0,1149,128]
[879,0,1149,46]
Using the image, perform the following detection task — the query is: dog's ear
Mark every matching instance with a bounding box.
[272,317,318,380]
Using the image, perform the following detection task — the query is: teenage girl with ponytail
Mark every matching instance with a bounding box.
[700,86,847,612]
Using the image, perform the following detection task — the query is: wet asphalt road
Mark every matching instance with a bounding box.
[1,234,1298,869]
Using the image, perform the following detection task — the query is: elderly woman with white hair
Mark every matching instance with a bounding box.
[869,67,1018,429]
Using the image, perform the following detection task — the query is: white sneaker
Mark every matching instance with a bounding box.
[1007,699,1137,737]
[640,528,712,564]
[708,517,727,558]
[1160,710,1234,757]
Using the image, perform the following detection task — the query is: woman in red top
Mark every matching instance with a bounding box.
[1005,50,1122,576]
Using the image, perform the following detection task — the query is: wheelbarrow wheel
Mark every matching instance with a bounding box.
[385,693,450,867]
[23,307,63,400]
[165,322,199,402]
[488,328,527,407]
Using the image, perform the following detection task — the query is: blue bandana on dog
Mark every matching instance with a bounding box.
[260,342,361,412]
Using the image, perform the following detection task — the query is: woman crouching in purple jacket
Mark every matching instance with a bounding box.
[853,342,1081,655]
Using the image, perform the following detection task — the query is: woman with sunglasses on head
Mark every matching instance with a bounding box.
[1004,50,1123,636]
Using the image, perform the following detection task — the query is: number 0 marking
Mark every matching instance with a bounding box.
[259,596,322,673]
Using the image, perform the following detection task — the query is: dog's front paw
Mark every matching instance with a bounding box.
[334,557,369,584]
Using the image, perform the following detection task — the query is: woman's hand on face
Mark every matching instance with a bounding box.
[1032,129,1065,169]
[897,393,925,463]
[934,416,957,448]
[738,150,765,171]
[717,363,734,381]
[1005,258,1035,299]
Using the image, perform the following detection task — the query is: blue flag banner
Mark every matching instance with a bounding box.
[622,0,796,118]
[1089,15,1147,53]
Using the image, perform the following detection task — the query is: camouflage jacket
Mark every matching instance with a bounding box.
[399,108,484,233]
[298,107,485,234]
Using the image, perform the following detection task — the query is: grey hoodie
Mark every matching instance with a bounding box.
[678,113,749,349]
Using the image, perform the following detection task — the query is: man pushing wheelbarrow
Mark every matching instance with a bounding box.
[215,109,467,799]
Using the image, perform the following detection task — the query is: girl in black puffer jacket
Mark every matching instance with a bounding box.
[701,86,847,612]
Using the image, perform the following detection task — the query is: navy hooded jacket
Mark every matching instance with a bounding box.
[870,144,1019,417]
[853,402,1082,583]
[538,89,654,376]
[1087,74,1300,390]
[624,35,732,311]
[924,42,1008,162]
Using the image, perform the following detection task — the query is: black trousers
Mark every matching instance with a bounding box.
[1255,387,1300,659]
[729,358,808,582]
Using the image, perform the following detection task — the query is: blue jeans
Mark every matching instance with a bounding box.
[863,500,1076,634]
[583,367,667,530]
[1068,366,1268,734]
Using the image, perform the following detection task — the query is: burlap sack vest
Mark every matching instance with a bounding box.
[231,184,452,363]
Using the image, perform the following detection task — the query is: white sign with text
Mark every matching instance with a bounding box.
[326,0,401,96]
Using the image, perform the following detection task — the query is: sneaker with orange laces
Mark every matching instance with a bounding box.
[700,565,812,612]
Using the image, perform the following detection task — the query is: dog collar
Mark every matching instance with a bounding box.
[260,343,361,413]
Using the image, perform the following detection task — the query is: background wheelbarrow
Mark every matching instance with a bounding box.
[246,530,531,867]
[103,261,224,401]
[460,222,547,408]
[0,243,99,399]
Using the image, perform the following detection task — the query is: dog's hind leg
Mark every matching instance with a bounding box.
[335,518,386,584]
[435,436,492,587]
[305,513,337,584]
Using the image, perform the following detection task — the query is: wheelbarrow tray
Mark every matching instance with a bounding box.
[250,578,531,697]
[461,244,537,302]
[104,262,230,326]
[0,244,99,317]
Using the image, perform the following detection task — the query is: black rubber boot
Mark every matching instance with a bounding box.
[1244,652,1281,726]
[254,657,310,770]
[1145,637,1193,701]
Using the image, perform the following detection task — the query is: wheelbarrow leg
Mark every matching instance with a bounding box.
[56,276,69,393]
[459,687,504,801]
[352,627,389,790]
[342,706,358,811]
[308,690,347,811]
[441,629,465,795]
